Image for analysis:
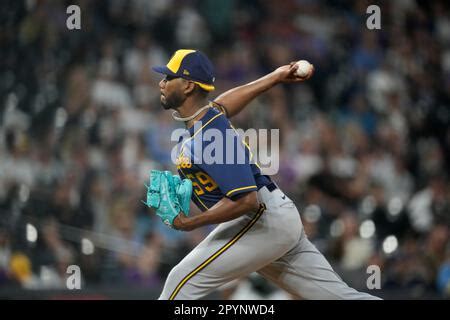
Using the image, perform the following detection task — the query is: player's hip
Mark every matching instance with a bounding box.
[256,184,303,236]
[257,183,297,212]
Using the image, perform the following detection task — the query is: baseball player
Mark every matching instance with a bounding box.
[146,49,381,300]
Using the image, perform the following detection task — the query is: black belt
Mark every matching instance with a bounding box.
[265,182,278,192]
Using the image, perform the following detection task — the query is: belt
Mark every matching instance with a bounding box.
[265,182,278,192]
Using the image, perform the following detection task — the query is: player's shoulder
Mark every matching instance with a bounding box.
[205,102,230,128]
[210,100,229,118]
[211,114,232,135]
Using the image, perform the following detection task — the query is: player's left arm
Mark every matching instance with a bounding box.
[173,191,259,231]
[213,62,314,118]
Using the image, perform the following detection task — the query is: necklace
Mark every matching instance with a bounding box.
[172,104,211,122]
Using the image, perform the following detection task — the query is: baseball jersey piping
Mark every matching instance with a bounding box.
[168,203,267,300]
[226,185,257,197]
[180,112,224,151]
[229,123,262,170]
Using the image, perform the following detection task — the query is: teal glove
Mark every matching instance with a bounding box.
[172,175,193,216]
[144,170,192,228]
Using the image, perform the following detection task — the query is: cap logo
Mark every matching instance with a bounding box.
[183,69,190,75]
[166,49,196,73]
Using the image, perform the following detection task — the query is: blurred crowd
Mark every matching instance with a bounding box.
[0,0,449,299]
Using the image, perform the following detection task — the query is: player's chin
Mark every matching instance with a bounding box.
[160,96,171,110]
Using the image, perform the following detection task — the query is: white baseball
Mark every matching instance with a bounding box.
[294,60,313,78]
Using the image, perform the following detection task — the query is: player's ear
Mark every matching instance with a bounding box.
[183,80,196,96]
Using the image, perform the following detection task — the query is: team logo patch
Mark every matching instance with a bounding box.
[176,155,192,169]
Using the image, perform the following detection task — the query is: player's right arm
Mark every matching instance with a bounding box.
[173,191,259,231]
[213,62,314,118]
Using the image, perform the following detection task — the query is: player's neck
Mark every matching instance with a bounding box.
[177,98,209,129]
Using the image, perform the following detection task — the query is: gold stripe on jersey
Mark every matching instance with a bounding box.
[226,185,257,197]
[229,124,262,170]
[181,112,224,151]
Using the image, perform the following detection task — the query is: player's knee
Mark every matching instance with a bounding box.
[158,265,183,299]
[163,264,214,300]
[165,265,182,285]
[168,264,192,286]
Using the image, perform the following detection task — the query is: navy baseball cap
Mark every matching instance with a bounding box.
[152,49,215,91]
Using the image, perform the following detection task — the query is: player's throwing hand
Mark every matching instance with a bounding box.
[273,61,315,84]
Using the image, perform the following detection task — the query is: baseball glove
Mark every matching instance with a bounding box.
[144,170,192,228]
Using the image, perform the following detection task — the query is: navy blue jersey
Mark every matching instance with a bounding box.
[176,103,271,211]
